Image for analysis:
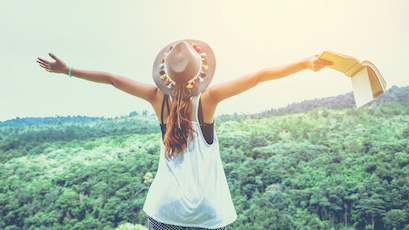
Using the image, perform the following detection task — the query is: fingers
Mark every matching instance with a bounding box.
[37,60,48,67]
[37,53,59,64]
[37,58,49,66]
[319,59,333,66]
[36,58,55,72]
[49,53,60,62]
[313,58,333,71]
[312,59,329,71]
[37,58,49,65]
[37,57,50,64]
[304,54,333,72]
[316,55,333,66]
[37,61,50,71]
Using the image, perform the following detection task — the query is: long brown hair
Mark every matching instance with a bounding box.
[163,86,196,160]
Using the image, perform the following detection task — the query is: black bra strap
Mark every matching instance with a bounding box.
[160,94,169,124]
[166,95,170,113]
[198,97,204,124]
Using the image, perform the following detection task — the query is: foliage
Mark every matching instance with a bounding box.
[115,223,148,230]
[1,86,409,229]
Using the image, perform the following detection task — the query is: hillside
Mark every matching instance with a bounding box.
[216,85,409,122]
[0,86,409,230]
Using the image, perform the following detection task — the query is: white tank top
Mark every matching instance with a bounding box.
[143,94,237,228]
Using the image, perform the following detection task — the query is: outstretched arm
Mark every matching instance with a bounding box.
[199,55,332,123]
[37,53,161,103]
[204,55,333,104]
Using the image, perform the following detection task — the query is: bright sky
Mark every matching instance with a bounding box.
[1,0,408,122]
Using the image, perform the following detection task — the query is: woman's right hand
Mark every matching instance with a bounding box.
[37,53,69,74]
[303,54,333,72]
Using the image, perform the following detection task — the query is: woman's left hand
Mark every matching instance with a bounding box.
[303,54,333,72]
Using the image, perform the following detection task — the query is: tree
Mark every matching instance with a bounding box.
[383,209,408,230]
[355,193,386,230]
[56,189,80,221]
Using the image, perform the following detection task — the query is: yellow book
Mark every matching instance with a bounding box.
[319,51,387,108]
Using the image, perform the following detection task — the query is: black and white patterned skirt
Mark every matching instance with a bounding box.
[147,216,226,230]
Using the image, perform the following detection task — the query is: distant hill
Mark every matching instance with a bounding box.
[216,85,409,122]
[0,111,154,128]
[0,113,159,153]
[258,85,409,116]
[1,85,408,128]
[0,115,101,128]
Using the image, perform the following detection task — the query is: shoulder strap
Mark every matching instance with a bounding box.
[166,95,170,113]
[198,97,204,124]
[160,94,169,124]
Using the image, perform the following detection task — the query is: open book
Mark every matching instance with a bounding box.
[319,51,387,108]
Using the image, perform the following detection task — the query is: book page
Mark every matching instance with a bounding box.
[367,66,384,98]
[351,67,374,108]
[319,51,360,73]
[362,61,387,90]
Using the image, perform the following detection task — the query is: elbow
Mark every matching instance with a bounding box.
[254,68,274,85]
[254,76,262,86]
[253,70,265,86]
[107,73,117,86]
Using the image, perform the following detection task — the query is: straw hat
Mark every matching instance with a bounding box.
[152,39,216,98]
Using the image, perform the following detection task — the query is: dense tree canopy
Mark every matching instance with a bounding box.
[1,86,408,229]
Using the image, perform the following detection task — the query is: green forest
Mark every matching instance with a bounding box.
[1,85,409,230]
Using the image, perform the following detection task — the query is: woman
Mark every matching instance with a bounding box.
[37,39,332,230]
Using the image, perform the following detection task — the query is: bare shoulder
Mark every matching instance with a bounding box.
[150,88,166,112]
[200,89,218,124]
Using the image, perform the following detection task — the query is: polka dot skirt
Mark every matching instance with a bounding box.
[148,216,226,230]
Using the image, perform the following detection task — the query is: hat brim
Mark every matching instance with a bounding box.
[152,39,216,97]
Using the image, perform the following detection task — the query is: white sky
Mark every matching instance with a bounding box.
[1,0,408,122]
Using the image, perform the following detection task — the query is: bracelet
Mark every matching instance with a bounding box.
[69,67,74,78]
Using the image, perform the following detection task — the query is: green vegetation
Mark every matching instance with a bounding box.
[1,86,408,229]
[115,223,147,230]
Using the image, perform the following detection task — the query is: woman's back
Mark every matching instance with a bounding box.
[143,94,237,228]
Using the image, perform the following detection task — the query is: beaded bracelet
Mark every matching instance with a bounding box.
[69,67,74,78]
